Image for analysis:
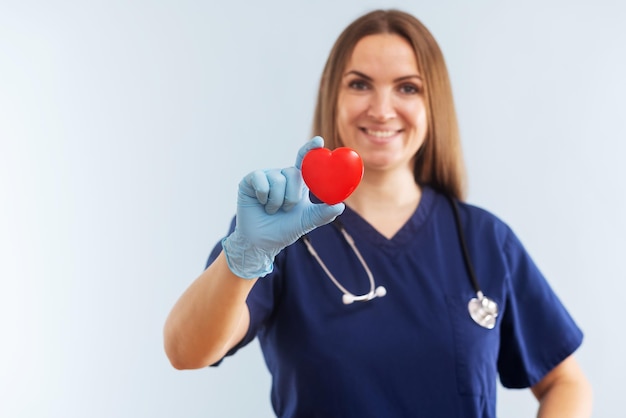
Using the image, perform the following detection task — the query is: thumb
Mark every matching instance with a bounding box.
[302,202,345,232]
[295,136,324,170]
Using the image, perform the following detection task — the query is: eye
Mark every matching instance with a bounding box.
[347,79,369,91]
[398,83,421,95]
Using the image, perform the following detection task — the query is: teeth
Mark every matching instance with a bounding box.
[365,129,396,138]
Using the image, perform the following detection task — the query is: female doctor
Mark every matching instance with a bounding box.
[164,9,592,418]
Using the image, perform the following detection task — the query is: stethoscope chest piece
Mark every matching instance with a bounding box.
[468,291,498,329]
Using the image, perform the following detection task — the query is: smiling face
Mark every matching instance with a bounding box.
[336,33,428,174]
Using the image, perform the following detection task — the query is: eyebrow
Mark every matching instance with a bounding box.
[343,70,423,82]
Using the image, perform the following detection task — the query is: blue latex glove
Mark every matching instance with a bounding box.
[222,136,345,279]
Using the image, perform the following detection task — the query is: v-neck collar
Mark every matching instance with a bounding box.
[337,186,437,249]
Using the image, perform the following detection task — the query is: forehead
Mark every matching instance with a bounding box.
[345,33,419,75]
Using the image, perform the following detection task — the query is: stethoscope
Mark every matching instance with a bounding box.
[301,196,499,329]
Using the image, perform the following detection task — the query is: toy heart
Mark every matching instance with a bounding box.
[301,147,363,205]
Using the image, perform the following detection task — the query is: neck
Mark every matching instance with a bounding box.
[344,169,422,238]
[347,168,420,207]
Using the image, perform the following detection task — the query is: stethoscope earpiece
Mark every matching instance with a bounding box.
[341,285,387,305]
[342,294,354,305]
[302,224,386,306]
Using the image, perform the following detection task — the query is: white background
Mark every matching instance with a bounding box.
[1,0,624,417]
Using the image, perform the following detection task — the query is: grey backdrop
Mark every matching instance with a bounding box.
[1,0,624,417]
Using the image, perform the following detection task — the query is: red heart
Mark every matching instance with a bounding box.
[301,147,363,205]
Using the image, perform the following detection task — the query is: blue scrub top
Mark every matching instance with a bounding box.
[207,186,583,418]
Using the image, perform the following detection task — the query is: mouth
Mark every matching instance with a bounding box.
[360,128,401,139]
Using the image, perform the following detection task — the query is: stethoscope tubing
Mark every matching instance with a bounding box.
[302,194,498,328]
[447,196,482,296]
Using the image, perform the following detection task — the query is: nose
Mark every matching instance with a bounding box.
[367,90,396,122]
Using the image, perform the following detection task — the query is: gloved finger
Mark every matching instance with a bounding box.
[245,170,270,205]
[294,136,324,170]
[281,166,304,212]
[302,202,345,232]
[264,169,287,214]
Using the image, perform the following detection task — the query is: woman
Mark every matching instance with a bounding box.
[164,9,592,417]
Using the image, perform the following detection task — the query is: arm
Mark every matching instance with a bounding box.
[163,251,255,369]
[163,137,344,370]
[531,355,593,418]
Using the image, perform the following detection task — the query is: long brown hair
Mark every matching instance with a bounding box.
[312,9,467,200]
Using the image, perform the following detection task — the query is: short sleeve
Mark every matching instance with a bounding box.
[497,228,583,388]
[206,216,282,366]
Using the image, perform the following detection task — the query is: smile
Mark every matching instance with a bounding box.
[361,128,400,138]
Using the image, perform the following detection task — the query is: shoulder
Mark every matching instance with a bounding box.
[449,197,543,278]
[459,200,511,234]
[426,189,535,268]
[428,187,514,239]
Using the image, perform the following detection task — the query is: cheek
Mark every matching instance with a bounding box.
[405,102,428,131]
[336,103,349,126]
[335,108,348,141]
[337,94,368,123]
[336,98,358,141]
